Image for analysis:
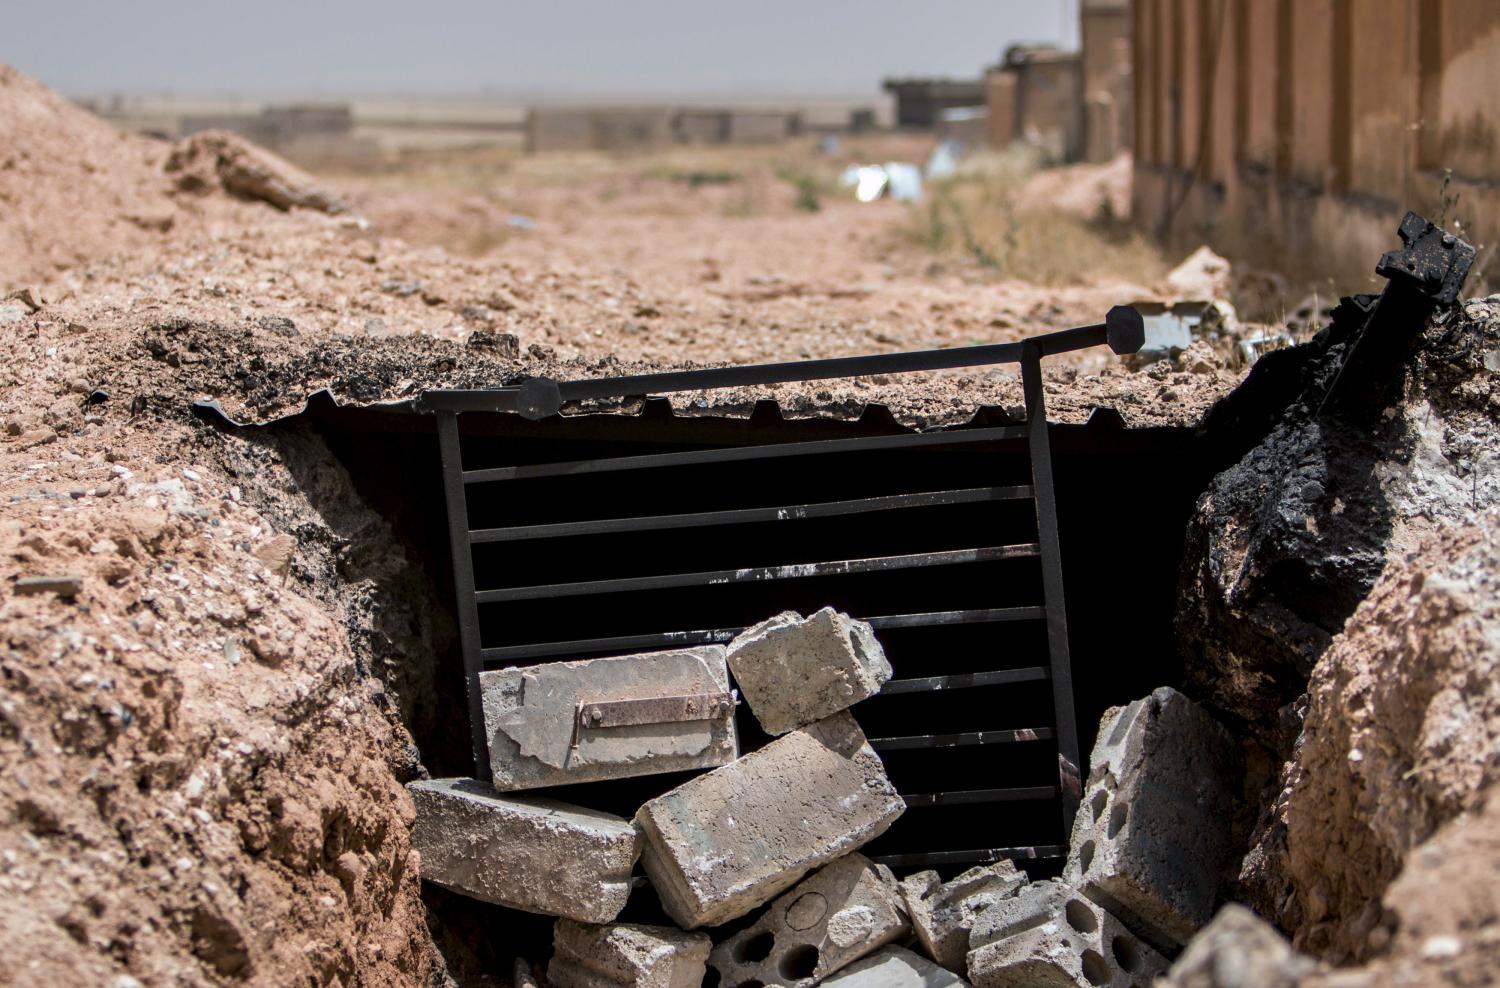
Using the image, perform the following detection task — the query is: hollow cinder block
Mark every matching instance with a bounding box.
[635,711,905,928]
[407,778,639,923]
[1064,686,1242,949]
[726,608,892,735]
[547,919,711,988]
[479,645,738,792]
[967,881,1169,988]
[709,853,910,987]
[899,861,1028,972]
[820,946,972,988]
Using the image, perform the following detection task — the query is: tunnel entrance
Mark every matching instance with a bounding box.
[298,398,1211,865]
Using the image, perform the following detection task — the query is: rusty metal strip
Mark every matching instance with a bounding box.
[578,691,736,730]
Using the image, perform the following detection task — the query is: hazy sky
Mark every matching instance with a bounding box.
[4,0,1076,99]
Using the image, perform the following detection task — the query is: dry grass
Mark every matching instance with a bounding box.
[900,148,1168,286]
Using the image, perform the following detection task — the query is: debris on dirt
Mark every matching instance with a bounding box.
[1165,245,1232,301]
[165,130,349,214]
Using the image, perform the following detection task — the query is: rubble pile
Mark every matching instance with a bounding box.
[408,605,1245,987]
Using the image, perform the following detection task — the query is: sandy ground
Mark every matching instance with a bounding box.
[0,64,1269,987]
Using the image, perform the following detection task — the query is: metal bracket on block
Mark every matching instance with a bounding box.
[573,691,737,745]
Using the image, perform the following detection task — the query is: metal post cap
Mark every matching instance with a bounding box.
[1105,305,1146,355]
[516,378,562,420]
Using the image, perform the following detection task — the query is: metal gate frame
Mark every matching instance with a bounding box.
[423,306,1143,865]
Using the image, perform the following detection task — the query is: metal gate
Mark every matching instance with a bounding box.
[423,306,1143,869]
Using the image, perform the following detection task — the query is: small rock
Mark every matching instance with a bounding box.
[14,575,83,598]
[255,315,299,338]
[6,286,45,311]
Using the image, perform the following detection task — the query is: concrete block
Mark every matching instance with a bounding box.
[821,947,971,988]
[480,646,738,792]
[635,711,905,928]
[967,881,1169,988]
[899,861,1027,971]
[1157,905,1317,988]
[726,608,892,735]
[407,778,639,923]
[710,853,910,987]
[548,919,711,988]
[1064,686,1241,949]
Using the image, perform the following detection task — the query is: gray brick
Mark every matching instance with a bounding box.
[407,778,639,923]
[726,608,892,735]
[710,853,909,987]
[480,646,738,792]
[548,919,711,988]
[1064,687,1242,948]
[821,947,971,988]
[967,882,1169,988]
[635,712,904,928]
[899,861,1027,972]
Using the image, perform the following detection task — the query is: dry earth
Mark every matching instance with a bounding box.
[4,61,1497,988]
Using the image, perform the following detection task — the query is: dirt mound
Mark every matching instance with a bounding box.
[1281,516,1500,962]
[1176,296,1500,747]
[166,131,348,215]
[0,64,180,289]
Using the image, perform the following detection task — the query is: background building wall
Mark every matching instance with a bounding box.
[1134,0,1499,292]
[1080,0,1133,160]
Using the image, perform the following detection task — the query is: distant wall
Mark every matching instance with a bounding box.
[1080,4,1132,161]
[883,79,987,129]
[1133,0,1500,289]
[525,107,675,153]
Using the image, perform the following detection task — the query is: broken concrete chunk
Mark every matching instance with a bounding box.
[635,711,905,928]
[1157,905,1317,988]
[967,881,1169,988]
[821,946,971,988]
[710,853,910,987]
[480,645,738,791]
[547,919,711,988]
[1064,686,1242,949]
[900,860,1027,972]
[407,778,639,923]
[727,607,892,735]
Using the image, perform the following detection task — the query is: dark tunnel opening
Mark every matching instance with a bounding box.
[266,397,1219,976]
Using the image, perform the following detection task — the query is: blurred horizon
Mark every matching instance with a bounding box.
[3,0,1076,102]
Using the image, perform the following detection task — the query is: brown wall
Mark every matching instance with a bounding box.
[986,69,1018,148]
[1134,0,1500,291]
[1015,54,1082,161]
[1081,6,1133,160]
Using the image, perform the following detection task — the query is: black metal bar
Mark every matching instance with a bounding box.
[871,845,1065,868]
[551,338,1040,403]
[902,786,1059,807]
[867,607,1046,630]
[436,412,492,783]
[870,727,1054,750]
[1022,343,1082,838]
[423,310,1143,417]
[881,666,1050,694]
[475,544,1039,604]
[462,425,1026,484]
[479,609,1048,665]
[469,486,1033,543]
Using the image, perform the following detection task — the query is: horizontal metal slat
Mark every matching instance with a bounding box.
[462,425,1027,484]
[469,486,1033,542]
[867,606,1046,630]
[880,666,1050,694]
[480,609,1048,665]
[870,727,1054,751]
[902,786,1059,807]
[870,845,1066,868]
[475,544,1039,604]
